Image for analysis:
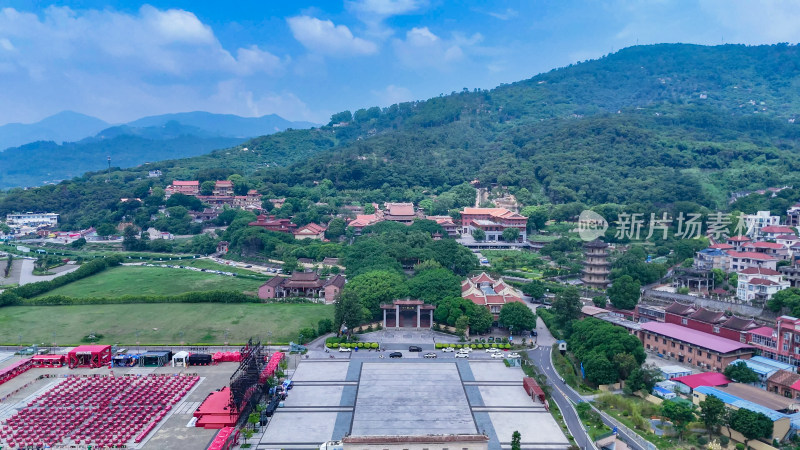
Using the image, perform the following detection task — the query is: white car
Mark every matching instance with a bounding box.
[442,347,455,353]
[459,347,473,353]
[491,353,505,359]
[508,352,521,359]
[486,348,501,353]
[455,352,469,358]
[338,347,352,352]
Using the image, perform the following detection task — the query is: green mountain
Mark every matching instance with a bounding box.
[2,43,799,229]
[126,111,317,138]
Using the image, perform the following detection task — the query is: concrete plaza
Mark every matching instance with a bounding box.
[257,359,570,450]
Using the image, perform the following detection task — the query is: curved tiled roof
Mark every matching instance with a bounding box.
[689,307,726,324]
[665,302,696,315]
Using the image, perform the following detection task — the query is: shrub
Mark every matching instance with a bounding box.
[332,343,339,348]
[735,444,744,450]
[435,343,443,349]
[503,359,511,367]
[505,343,511,349]
[371,343,378,349]
[491,343,498,348]
[719,436,729,448]
[697,436,708,446]
[456,344,463,349]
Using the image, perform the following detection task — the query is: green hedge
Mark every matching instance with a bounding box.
[20,290,256,306]
[326,341,379,348]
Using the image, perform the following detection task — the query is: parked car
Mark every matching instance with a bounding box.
[338,347,352,352]
[486,348,501,353]
[532,331,538,337]
[455,352,469,358]
[423,353,437,358]
[508,352,521,359]
[408,346,422,352]
[442,347,455,352]
[389,352,403,358]
[491,353,505,359]
[459,347,473,353]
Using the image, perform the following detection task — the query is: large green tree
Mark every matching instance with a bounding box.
[502,227,520,242]
[551,286,581,331]
[661,401,695,439]
[334,291,365,331]
[343,270,408,318]
[625,364,662,394]
[728,408,773,446]
[607,275,641,310]
[723,361,759,384]
[498,302,537,334]
[407,268,462,303]
[699,394,726,437]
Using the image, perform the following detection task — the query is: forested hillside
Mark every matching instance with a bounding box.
[1,43,799,227]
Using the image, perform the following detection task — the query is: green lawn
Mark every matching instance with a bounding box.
[177,259,267,277]
[38,266,267,298]
[0,303,333,345]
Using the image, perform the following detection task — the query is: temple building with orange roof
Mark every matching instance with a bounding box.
[460,207,527,242]
[461,272,524,320]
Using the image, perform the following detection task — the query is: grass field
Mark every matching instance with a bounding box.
[0,303,333,345]
[177,259,267,277]
[38,266,267,298]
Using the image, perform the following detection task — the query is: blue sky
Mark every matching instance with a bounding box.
[1,1,799,125]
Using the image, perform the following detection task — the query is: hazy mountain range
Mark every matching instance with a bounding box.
[0,111,317,188]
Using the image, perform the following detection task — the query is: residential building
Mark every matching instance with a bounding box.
[382,202,418,224]
[787,204,800,228]
[581,239,610,289]
[737,267,789,303]
[147,170,162,178]
[727,250,778,272]
[293,223,327,240]
[638,321,755,371]
[744,211,781,238]
[461,272,524,320]
[726,235,752,252]
[726,357,795,390]
[781,262,800,288]
[460,207,527,242]
[165,180,199,197]
[248,215,297,233]
[767,370,800,398]
[189,209,219,223]
[748,316,800,367]
[777,234,800,249]
[760,225,797,241]
[212,180,234,196]
[6,212,59,229]
[258,272,345,303]
[694,248,729,270]
[742,241,790,260]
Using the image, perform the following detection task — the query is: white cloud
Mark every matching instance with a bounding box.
[371,84,414,106]
[488,8,518,21]
[392,27,481,70]
[0,6,294,124]
[698,0,800,43]
[287,16,378,56]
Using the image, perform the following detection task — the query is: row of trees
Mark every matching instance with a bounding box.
[664,394,773,447]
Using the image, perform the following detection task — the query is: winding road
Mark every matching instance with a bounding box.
[525,314,650,450]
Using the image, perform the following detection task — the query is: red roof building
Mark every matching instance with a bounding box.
[760,226,796,238]
[743,241,790,260]
[672,372,731,390]
[348,214,381,235]
[748,316,800,367]
[460,207,528,243]
[213,180,234,196]
[248,215,297,233]
[293,223,327,240]
[727,250,778,272]
[461,272,524,320]
[165,180,199,197]
[383,202,418,224]
[638,322,755,371]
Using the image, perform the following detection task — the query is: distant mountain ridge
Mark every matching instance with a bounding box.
[0,111,317,188]
[125,111,317,138]
[0,111,109,151]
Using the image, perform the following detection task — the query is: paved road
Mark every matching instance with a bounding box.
[526,317,649,450]
[18,259,80,285]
